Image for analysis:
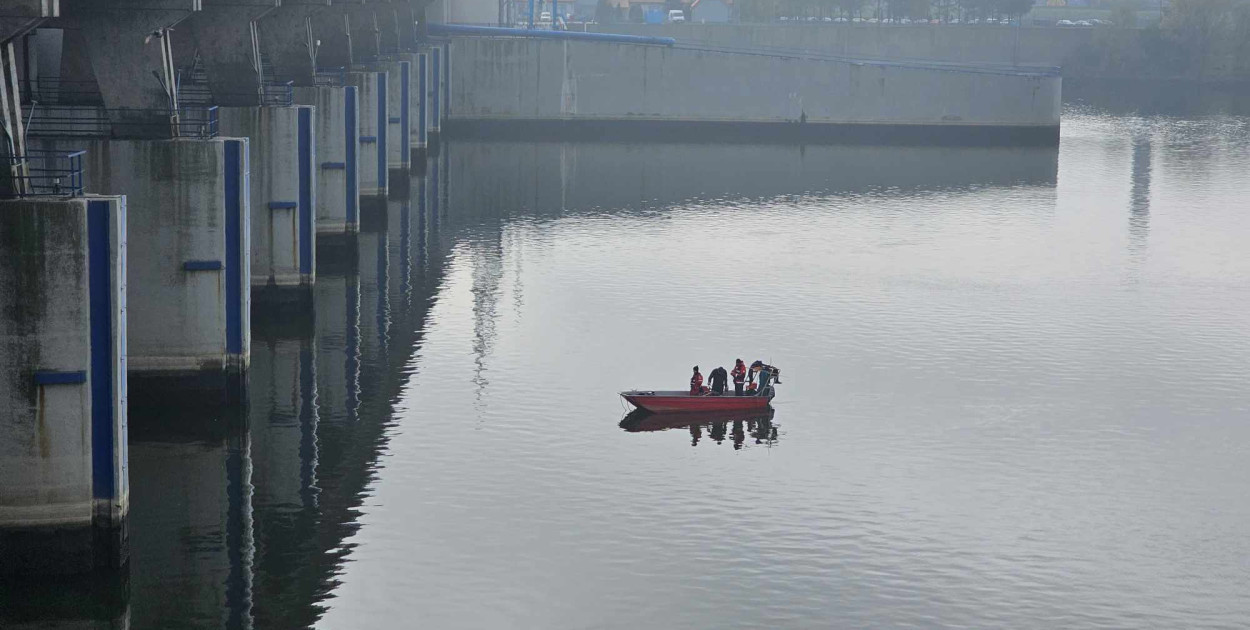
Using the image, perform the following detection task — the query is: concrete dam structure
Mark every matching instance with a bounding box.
[1,1,1063,578]
[444,32,1061,145]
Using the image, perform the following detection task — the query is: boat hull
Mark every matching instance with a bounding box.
[620,390,773,414]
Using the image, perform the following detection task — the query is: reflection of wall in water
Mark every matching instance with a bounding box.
[445,141,1058,216]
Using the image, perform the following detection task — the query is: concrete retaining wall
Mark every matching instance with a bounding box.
[589,23,1091,68]
[295,86,360,239]
[414,51,430,153]
[31,138,252,375]
[446,38,1061,144]
[348,70,388,199]
[219,106,317,291]
[0,196,128,574]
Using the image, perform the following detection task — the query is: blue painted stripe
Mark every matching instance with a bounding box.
[36,370,88,385]
[360,136,378,143]
[418,53,428,146]
[345,85,358,224]
[388,117,402,124]
[376,71,388,190]
[184,260,224,271]
[432,47,441,127]
[322,162,346,170]
[298,107,313,276]
[87,199,114,501]
[268,201,298,210]
[224,140,243,355]
[400,60,411,163]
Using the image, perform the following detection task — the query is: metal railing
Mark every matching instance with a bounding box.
[27,77,105,106]
[1,150,86,198]
[315,67,348,87]
[25,106,220,139]
[180,79,296,107]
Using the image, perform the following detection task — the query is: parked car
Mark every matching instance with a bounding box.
[1075,20,1092,26]
[668,9,685,22]
[1056,19,1074,26]
[539,10,551,20]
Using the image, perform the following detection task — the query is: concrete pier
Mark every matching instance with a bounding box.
[429,45,443,144]
[413,51,429,161]
[30,137,253,383]
[348,70,388,203]
[295,86,360,245]
[0,195,128,574]
[383,58,413,180]
[218,106,317,298]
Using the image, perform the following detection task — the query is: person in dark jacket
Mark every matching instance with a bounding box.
[708,366,729,395]
[730,359,747,396]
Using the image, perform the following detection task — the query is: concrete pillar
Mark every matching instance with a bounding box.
[347,69,387,203]
[173,2,276,107]
[294,85,359,247]
[428,44,440,143]
[30,137,252,391]
[218,105,317,298]
[0,195,128,575]
[383,57,411,178]
[257,2,328,88]
[413,50,427,161]
[52,1,199,137]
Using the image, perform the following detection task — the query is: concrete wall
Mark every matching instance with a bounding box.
[447,38,1060,138]
[294,86,360,239]
[0,196,128,574]
[31,138,252,375]
[348,70,388,199]
[588,23,1092,68]
[219,106,317,291]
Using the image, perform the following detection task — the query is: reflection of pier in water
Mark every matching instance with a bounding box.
[620,409,780,450]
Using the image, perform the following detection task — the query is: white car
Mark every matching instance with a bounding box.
[539,11,551,20]
[668,9,685,22]
[1056,19,1074,26]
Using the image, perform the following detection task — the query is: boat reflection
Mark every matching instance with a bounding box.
[619,408,779,450]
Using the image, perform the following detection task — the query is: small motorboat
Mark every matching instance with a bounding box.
[619,390,773,414]
[622,362,781,414]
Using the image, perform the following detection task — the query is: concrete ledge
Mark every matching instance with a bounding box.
[443,118,1061,147]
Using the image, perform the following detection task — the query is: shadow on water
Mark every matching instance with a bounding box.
[20,136,1067,627]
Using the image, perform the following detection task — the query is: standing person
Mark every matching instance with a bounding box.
[730,359,747,396]
[709,366,729,395]
[690,366,704,395]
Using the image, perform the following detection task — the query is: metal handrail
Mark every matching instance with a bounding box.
[180,80,296,107]
[25,106,220,139]
[1,150,86,198]
[315,67,348,86]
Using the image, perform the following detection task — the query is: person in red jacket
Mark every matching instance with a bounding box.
[730,359,747,396]
[690,366,705,395]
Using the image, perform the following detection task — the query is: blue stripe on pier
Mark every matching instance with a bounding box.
[36,370,88,385]
[345,85,359,225]
[224,140,244,355]
[87,199,114,501]
[299,107,314,276]
[184,260,224,271]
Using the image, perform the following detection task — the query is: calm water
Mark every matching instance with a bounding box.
[7,96,1250,629]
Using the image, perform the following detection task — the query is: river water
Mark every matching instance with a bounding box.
[6,92,1250,629]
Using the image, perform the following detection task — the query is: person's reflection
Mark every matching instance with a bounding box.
[710,421,727,444]
[732,420,745,451]
[689,422,702,447]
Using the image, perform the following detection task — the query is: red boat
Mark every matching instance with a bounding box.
[620,390,774,414]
